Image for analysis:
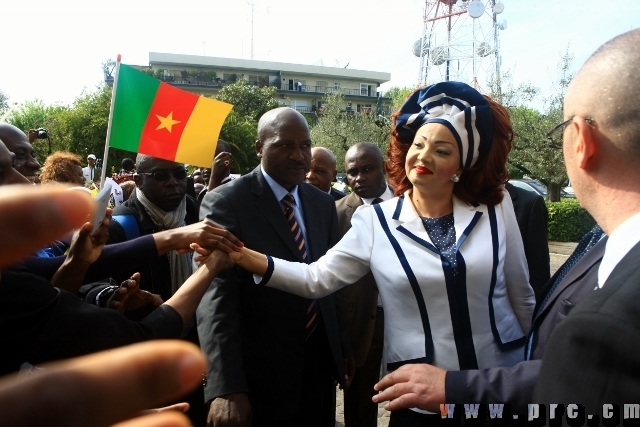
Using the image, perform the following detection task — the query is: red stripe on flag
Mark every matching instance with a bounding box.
[139,83,199,161]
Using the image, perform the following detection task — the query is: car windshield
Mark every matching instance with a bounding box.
[525,180,548,195]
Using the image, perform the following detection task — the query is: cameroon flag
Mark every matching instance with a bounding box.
[108,64,233,167]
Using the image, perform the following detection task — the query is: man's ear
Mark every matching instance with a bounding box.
[574,117,597,169]
[255,140,263,158]
[133,174,143,188]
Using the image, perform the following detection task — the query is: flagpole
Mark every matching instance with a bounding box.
[100,54,122,189]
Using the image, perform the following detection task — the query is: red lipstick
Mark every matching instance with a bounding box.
[414,165,432,175]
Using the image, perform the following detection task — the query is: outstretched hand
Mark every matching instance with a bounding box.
[372,363,446,412]
[156,219,243,256]
[67,208,112,267]
[109,273,164,313]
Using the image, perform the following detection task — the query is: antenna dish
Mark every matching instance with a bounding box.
[467,0,485,18]
[412,39,429,57]
[498,19,508,30]
[431,46,449,66]
[476,42,493,57]
[493,2,504,14]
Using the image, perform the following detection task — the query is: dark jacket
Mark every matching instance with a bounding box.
[108,191,200,302]
[445,237,606,415]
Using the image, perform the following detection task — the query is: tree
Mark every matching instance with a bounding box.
[0,89,9,119]
[216,80,280,122]
[219,110,259,175]
[384,86,416,113]
[58,85,134,175]
[310,91,390,170]
[5,100,69,161]
[489,48,575,201]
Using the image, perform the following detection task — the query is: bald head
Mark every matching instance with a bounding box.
[306,147,337,192]
[345,142,384,166]
[0,123,40,180]
[566,29,640,159]
[563,29,640,233]
[256,107,311,190]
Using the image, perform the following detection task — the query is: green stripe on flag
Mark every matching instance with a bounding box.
[109,64,161,152]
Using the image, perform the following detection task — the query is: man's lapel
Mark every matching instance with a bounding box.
[533,236,607,323]
[344,192,362,223]
[299,183,323,261]
[251,168,305,262]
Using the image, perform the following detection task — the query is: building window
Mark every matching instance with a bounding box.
[361,83,370,96]
[248,75,258,85]
[357,104,372,113]
[334,82,341,90]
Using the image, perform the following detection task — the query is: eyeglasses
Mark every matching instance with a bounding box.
[136,169,187,181]
[546,116,596,148]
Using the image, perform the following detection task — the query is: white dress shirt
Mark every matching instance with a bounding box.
[598,211,640,287]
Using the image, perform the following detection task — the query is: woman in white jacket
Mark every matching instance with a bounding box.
[203,82,535,426]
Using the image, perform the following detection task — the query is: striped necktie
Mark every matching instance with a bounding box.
[282,194,318,338]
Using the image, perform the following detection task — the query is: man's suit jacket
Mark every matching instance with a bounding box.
[330,187,346,201]
[506,183,550,301]
[196,167,350,418]
[336,191,379,367]
[534,239,640,414]
[446,236,607,414]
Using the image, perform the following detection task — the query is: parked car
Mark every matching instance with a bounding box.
[508,179,573,198]
[333,172,350,193]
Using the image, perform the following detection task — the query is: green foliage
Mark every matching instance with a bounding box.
[0,89,9,118]
[310,91,390,171]
[6,100,69,161]
[59,85,134,174]
[488,48,575,201]
[219,110,259,174]
[216,80,279,121]
[546,198,596,242]
[384,86,416,113]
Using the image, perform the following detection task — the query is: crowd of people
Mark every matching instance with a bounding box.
[0,28,639,427]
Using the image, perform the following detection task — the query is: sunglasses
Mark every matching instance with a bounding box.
[136,169,187,181]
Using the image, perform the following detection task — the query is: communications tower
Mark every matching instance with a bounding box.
[413,0,508,91]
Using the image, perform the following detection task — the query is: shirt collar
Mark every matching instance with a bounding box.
[361,185,393,205]
[599,211,640,287]
[261,165,302,207]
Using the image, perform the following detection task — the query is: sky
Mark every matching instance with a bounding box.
[1,0,638,109]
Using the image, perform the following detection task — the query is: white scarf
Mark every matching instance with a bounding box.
[135,188,192,294]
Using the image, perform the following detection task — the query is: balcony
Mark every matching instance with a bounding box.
[279,85,381,98]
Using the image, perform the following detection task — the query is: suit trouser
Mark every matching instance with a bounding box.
[344,308,384,427]
[252,321,335,427]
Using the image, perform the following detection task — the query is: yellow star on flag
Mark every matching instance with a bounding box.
[156,112,181,133]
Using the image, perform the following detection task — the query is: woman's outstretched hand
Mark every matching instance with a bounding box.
[191,243,268,277]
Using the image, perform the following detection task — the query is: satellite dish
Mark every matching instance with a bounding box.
[498,19,508,30]
[412,39,429,57]
[467,0,485,18]
[493,1,505,14]
[476,42,493,57]
[431,46,449,66]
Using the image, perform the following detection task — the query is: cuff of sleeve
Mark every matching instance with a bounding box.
[254,255,274,286]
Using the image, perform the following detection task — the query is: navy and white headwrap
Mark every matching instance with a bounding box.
[395,81,493,170]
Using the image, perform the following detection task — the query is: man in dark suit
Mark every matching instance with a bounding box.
[534,29,640,414]
[339,142,393,427]
[306,146,345,200]
[369,225,605,416]
[197,107,352,427]
[505,182,550,301]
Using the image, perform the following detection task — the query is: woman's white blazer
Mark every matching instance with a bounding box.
[258,190,535,372]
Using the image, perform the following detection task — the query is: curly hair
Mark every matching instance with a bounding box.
[40,151,84,185]
[386,93,512,206]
